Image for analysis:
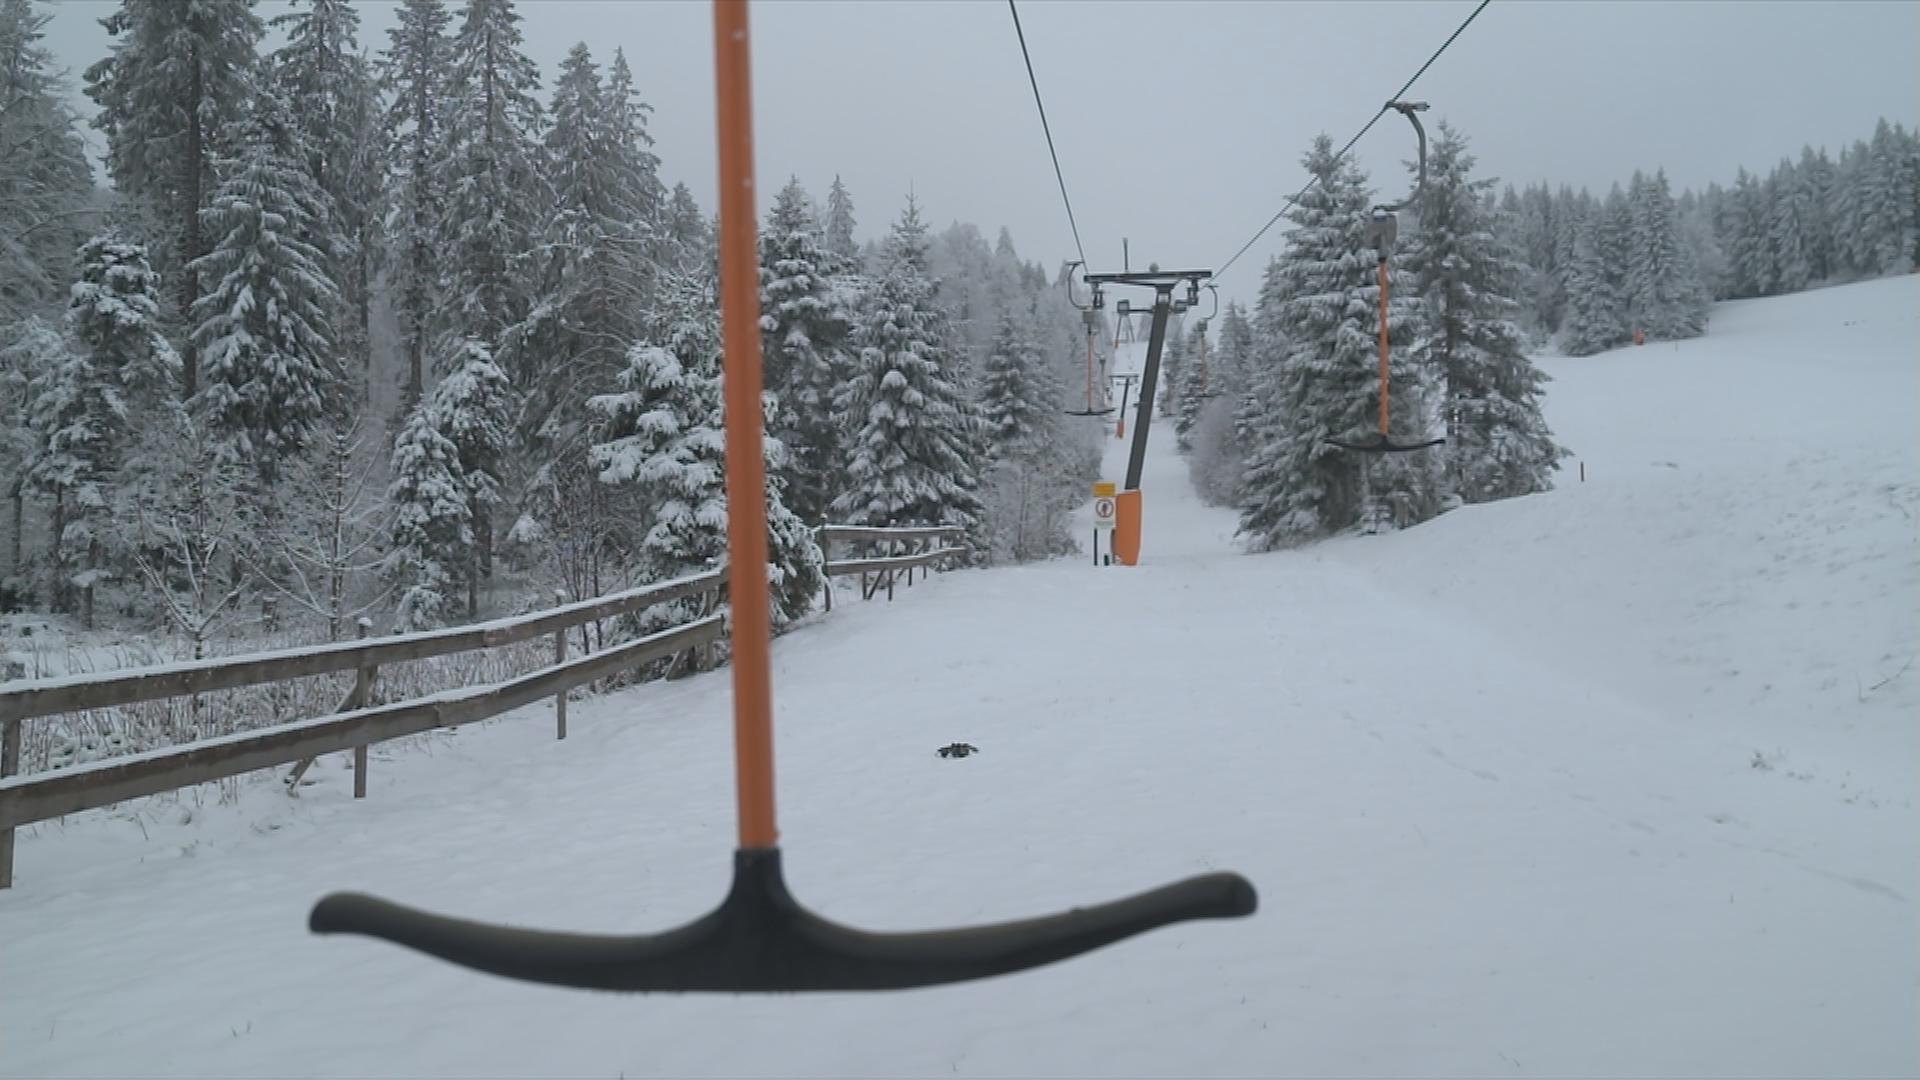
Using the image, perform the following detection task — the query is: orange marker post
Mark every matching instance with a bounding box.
[1113,489,1142,566]
[713,0,778,852]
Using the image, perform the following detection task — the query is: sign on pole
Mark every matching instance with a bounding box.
[1093,496,1117,530]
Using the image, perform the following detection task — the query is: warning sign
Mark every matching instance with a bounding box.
[1093,496,1117,529]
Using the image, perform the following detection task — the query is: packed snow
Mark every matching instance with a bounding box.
[2,278,1915,1077]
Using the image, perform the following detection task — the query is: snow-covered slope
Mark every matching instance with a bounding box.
[2,279,1914,1079]
[1336,275,1918,789]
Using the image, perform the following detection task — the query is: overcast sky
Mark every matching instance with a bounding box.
[40,0,1920,306]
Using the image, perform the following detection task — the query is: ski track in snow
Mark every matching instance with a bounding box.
[2,278,1916,1078]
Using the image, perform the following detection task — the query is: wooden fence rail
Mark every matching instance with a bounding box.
[0,615,723,835]
[0,570,725,726]
[0,525,971,890]
[818,524,966,609]
[0,570,728,888]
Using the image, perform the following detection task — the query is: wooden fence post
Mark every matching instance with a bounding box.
[704,578,725,671]
[287,619,378,796]
[553,589,569,740]
[0,708,20,889]
[822,531,833,613]
[352,619,376,799]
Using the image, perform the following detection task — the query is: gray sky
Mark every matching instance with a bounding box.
[41,0,1920,306]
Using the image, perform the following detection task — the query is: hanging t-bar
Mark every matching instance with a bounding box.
[311,850,1254,992]
[1375,101,1429,216]
[310,0,1257,995]
[1326,100,1442,455]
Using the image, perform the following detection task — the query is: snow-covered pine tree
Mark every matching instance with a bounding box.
[980,301,1075,563]
[1559,210,1623,356]
[1680,184,1730,301]
[589,275,821,631]
[1174,321,1212,449]
[1862,118,1919,275]
[25,235,179,618]
[1723,169,1774,298]
[1519,184,1565,336]
[979,308,1054,456]
[1236,135,1429,547]
[588,289,723,634]
[188,96,344,484]
[1830,140,1874,280]
[1765,158,1813,294]
[0,316,65,593]
[1626,169,1709,341]
[379,0,453,408]
[824,175,858,269]
[1214,302,1254,410]
[600,46,667,307]
[832,198,985,543]
[1156,313,1185,418]
[499,43,669,587]
[1186,301,1252,504]
[750,390,827,627]
[1596,183,1635,334]
[603,48,665,244]
[663,182,712,274]
[66,235,178,409]
[1549,184,1586,311]
[758,177,852,526]
[600,44,667,327]
[504,42,647,454]
[1402,122,1564,505]
[427,339,514,617]
[271,0,382,382]
[0,0,96,324]
[1795,146,1838,283]
[385,400,470,630]
[435,0,547,357]
[925,222,1003,386]
[20,320,99,612]
[85,0,262,399]
[1238,245,1305,478]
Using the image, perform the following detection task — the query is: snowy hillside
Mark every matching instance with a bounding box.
[2,279,1915,1078]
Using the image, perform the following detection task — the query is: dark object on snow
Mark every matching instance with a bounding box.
[937,742,979,758]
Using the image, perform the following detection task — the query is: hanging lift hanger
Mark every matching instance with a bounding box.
[307,0,1256,994]
[1324,100,1445,456]
[1189,284,1221,402]
[1064,262,1115,417]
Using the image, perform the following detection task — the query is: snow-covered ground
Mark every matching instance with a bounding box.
[2,278,1915,1078]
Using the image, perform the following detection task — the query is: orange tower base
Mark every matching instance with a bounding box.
[1113,490,1142,565]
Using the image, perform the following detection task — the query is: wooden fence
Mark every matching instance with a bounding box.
[818,524,967,609]
[0,524,968,888]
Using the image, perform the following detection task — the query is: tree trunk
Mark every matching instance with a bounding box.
[181,45,205,401]
[47,492,65,614]
[7,476,22,580]
[358,240,373,379]
[328,563,343,643]
[467,491,481,620]
[81,535,98,631]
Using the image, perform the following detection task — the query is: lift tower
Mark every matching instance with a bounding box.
[1073,267,1212,563]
